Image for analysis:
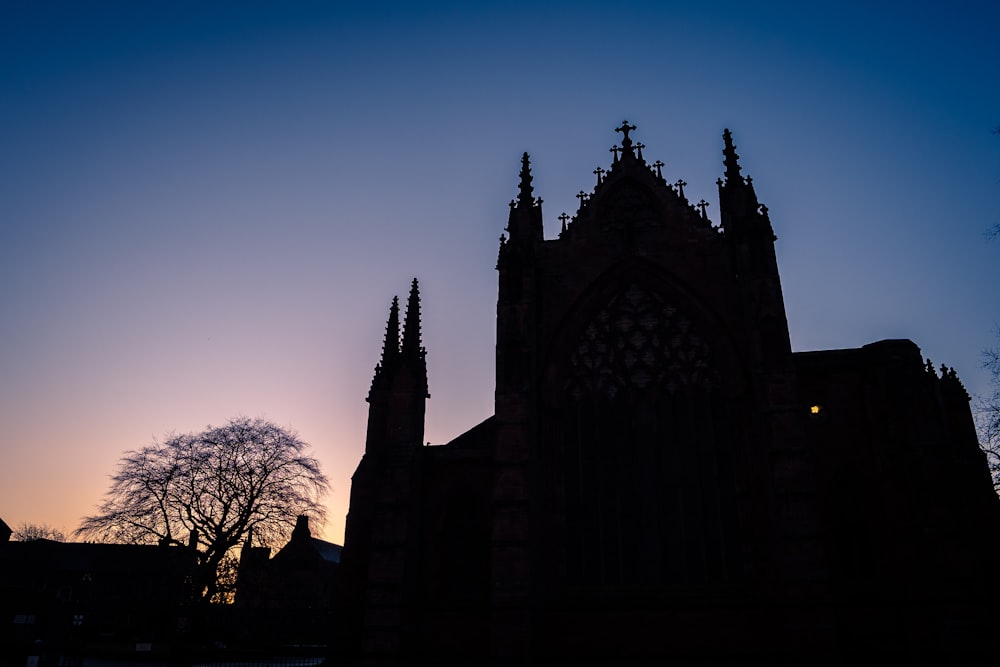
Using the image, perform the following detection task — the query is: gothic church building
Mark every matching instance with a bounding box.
[336,123,1000,665]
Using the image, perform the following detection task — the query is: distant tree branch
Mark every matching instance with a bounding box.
[12,522,66,542]
[978,329,1000,492]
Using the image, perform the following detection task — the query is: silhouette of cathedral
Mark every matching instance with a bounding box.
[336,123,1000,665]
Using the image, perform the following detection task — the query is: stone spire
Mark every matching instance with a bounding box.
[517,152,535,208]
[716,128,788,365]
[505,152,544,244]
[403,278,429,399]
[364,280,430,452]
[402,279,424,360]
[368,295,400,398]
[380,296,401,366]
[718,128,762,227]
[722,128,743,185]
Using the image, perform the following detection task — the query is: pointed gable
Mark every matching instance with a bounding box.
[559,120,715,246]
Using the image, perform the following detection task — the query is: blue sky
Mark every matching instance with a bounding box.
[2,1,998,543]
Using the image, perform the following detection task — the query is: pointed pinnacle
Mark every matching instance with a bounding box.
[380,296,401,365]
[517,152,534,207]
[722,128,743,184]
[401,278,423,357]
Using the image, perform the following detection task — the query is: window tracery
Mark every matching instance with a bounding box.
[566,283,714,400]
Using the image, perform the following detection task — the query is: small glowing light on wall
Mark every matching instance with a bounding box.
[809,404,823,416]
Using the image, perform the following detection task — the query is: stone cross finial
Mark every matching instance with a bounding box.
[610,145,621,162]
[559,212,571,232]
[576,191,590,208]
[696,199,710,218]
[616,120,636,145]
[635,142,645,160]
[675,179,687,199]
[653,160,664,179]
[593,166,605,185]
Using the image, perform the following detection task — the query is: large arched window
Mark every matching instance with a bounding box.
[553,283,741,589]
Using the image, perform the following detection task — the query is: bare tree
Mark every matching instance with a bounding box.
[76,416,330,602]
[979,338,1000,491]
[977,127,1000,488]
[13,522,66,541]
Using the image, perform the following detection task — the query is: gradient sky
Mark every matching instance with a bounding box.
[2,1,998,545]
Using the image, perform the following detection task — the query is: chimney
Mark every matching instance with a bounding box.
[292,515,311,540]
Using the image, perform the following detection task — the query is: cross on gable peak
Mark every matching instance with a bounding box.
[616,120,637,144]
[558,212,571,233]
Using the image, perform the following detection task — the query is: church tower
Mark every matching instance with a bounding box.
[338,279,429,664]
[337,123,1000,666]
[491,122,827,662]
[363,279,429,457]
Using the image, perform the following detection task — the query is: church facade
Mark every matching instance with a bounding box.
[336,123,1000,665]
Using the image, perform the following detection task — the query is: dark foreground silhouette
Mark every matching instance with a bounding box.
[334,122,1000,666]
